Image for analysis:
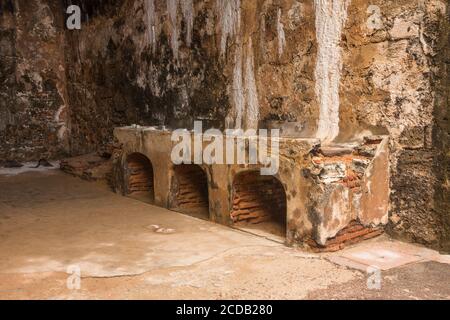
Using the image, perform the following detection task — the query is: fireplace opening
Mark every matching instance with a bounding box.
[231,171,287,239]
[171,165,210,220]
[125,153,154,203]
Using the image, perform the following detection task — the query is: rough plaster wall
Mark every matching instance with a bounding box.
[256,0,318,133]
[314,0,350,142]
[0,0,69,161]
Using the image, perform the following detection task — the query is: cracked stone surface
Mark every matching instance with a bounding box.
[0,170,448,300]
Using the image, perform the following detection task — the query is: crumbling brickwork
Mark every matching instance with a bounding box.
[0,0,448,251]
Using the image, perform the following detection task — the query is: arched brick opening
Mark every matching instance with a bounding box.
[125,153,154,203]
[232,171,287,238]
[171,165,210,220]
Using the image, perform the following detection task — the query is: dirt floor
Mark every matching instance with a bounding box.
[0,169,449,300]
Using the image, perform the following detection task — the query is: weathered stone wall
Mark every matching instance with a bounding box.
[0,0,69,161]
[336,0,448,250]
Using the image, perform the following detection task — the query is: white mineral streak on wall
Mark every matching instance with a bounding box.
[145,0,157,52]
[243,39,260,130]
[314,0,350,142]
[216,0,241,56]
[277,8,286,58]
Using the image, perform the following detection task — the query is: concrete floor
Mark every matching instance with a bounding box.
[0,169,449,300]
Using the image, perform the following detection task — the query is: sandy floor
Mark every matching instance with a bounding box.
[0,170,449,300]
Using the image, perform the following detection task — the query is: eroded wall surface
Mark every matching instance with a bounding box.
[0,0,448,250]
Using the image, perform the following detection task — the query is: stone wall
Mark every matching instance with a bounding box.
[0,0,448,251]
[0,0,69,161]
[432,1,449,252]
